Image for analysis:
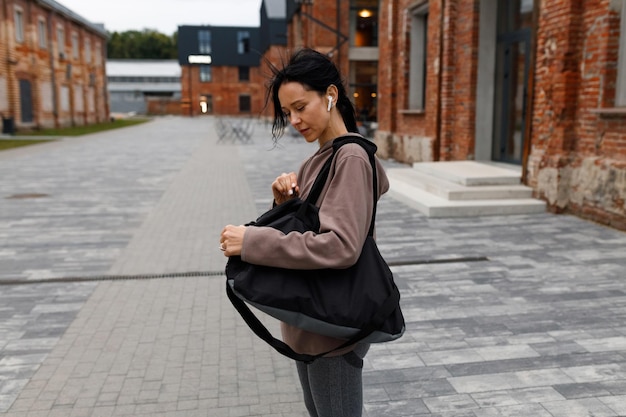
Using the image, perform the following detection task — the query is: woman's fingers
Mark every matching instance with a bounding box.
[272,172,299,203]
[278,173,294,194]
[220,225,245,256]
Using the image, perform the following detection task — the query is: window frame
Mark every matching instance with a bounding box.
[239,94,252,113]
[349,2,379,47]
[237,31,250,54]
[238,66,250,82]
[199,65,212,83]
[72,32,79,60]
[14,7,24,43]
[57,25,66,59]
[95,42,101,66]
[38,17,47,49]
[85,38,91,63]
[198,30,211,54]
[408,3,429,111]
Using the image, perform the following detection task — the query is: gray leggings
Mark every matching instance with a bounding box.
[296,344,370,417]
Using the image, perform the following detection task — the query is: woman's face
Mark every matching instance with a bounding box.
[278,81,332,145]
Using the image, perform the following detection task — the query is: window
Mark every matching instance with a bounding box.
[60,85,70,112]
[238,31,250,54]
[408,4,428,110]
[200,65,212,82]
[617,1,626,106]
[85,38,91,63]
[38,18,47,48]
[238,66,250,82]
[57,26,65,58]
[72,32,79,59]
[350,0,379,47]
[239,95,251,112]
[14,8,24,43]
[198,30,211,54]
[351,61,378,121]
[95,42,101,65]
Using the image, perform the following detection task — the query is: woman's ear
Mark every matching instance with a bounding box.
[325,85,339,112]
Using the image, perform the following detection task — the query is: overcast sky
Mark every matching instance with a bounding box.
[58,0,262,34]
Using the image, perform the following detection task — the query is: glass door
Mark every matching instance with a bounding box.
[492,0,534,164]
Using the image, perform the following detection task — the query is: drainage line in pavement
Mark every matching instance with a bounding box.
[0,270,225,286]
[0,256,489,286]
[386,256,489,267]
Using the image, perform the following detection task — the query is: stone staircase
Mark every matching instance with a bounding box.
[386,161,547,217]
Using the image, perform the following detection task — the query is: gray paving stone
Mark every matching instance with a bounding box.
[1,116,626,416]
[541,398,619,417]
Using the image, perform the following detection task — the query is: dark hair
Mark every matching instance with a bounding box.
[265,48,358,140]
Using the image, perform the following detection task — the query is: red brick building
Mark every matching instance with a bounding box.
[177,49,274,120]
[0,0,109,131]
[283,0,625,229]
[178,0,288,118]
[374,0,626,230]
[286,0,380,129]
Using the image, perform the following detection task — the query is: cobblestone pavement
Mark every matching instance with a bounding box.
[0,116,625,416]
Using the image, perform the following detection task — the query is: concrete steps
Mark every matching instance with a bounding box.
[386,161,547,217]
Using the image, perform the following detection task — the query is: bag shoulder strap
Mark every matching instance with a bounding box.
[301,135,379,237]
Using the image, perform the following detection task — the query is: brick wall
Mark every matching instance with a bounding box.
[376,0,482,163]
[181,65,265,117]
[257,44,288,121]
[527,0,626,230]
[378,0,626,230]
[181,39,287,119]
[0,0,108,130]
[286,0,350,76]
[147,98,182,116]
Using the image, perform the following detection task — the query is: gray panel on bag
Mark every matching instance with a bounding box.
[228,280,404,343]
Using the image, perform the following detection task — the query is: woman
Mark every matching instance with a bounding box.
[220,48,389,417]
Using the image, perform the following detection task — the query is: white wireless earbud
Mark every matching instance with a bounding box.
[327,96,333,112]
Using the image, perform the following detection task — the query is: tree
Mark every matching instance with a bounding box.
[107,29,177,59]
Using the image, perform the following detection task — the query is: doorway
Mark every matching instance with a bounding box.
[492,0,533,163]
[350,60,378,123]
[19,79,34,123]
[474,0,534,164]
[493,30,530,163]
[200,95,213,114]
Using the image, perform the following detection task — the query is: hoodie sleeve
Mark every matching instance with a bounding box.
[241,144,387,270]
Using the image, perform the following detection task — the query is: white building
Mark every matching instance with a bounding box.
[106,60,181,115]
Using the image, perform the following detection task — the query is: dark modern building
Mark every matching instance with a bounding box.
[177,0,288,117]
[177,25,261,117]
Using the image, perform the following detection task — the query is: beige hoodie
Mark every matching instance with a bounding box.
[241,136,390,356]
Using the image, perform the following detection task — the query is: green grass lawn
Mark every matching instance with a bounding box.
[0,139,56,151]
[1,118,151,152]
[15,118,151,137]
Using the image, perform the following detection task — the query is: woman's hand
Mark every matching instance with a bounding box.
[220,225,246,257]
[272,172,299,205]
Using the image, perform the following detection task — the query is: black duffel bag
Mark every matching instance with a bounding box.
[225,136,405,363]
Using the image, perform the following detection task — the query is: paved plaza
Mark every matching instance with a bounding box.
[0,116,625,416]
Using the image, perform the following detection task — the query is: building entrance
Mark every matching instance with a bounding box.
[19,80,34,123]
[492,0,534,164]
